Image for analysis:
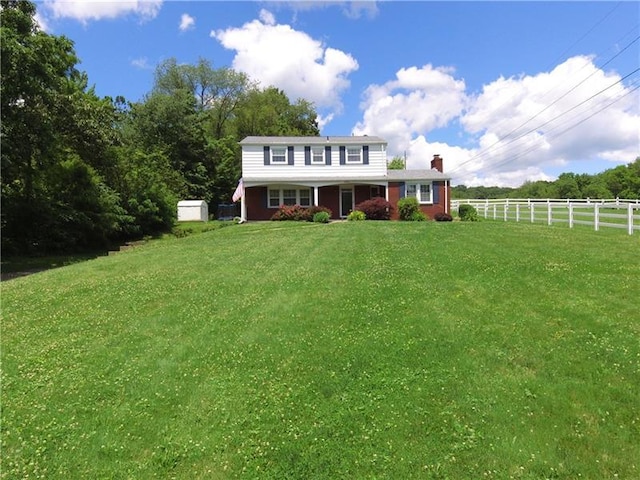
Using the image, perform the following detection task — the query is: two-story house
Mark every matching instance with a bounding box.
[237,136,451,221]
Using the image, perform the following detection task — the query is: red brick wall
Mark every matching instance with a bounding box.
[388,181,450,220]
[319,186,340,219]
[245,187,272,220]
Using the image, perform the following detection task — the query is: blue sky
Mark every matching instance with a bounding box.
[36,1,640,187]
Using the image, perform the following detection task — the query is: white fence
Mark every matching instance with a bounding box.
[451,198,640,235]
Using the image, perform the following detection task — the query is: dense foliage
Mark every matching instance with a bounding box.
[347,210,366,221]
[0,1,319,255]
[458,204,479,221]
[452,159,640,200]
[354,197,393,220]
[270,205,332,222]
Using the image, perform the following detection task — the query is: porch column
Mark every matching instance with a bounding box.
[313,186,319,206]
[444,179,449,214]
[240,192,247,222]
[385,182,389,202]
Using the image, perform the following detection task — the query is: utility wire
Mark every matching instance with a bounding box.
[468,81,640,175]
[448,65,640,175]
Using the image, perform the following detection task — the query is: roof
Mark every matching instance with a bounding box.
[386,169,451,181]
[243,169,451,184]
[239,135,387,145]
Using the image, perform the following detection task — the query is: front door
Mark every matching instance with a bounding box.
[340,187,354,218]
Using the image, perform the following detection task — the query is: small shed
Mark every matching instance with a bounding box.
[177,200,209,222]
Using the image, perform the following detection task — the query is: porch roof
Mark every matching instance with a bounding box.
[386,169,451,181]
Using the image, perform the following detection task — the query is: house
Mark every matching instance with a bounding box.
[237,136,451,221]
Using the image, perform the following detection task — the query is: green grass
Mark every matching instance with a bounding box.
[2,221,639,479]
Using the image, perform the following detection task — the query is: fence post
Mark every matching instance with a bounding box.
[493,205,497,220]
[547,202,552,226]
[516,204,520,222]
[531,204,535,223]
[628,203,634,235]
[594,203,600,231]
[569,203,573,229]
[504,204,508,222]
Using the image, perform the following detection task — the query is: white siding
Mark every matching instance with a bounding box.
[242,143,387,181]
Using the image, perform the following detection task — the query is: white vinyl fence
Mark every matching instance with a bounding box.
[451,198,640,235]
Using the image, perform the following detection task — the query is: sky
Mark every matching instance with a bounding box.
[34,1,640,187]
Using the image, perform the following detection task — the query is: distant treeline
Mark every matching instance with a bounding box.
[1,1,319,255]
[452,159,640,200]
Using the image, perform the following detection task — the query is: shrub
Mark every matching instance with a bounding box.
[271,205,308,221]
[458,204,479,222]
[347,210,366,221]
[410,210,427,221]
[397,197,421,221]
[434,212,453,222]
[307,205,332,221]
[313,211,330,223]
[355,197,393,220]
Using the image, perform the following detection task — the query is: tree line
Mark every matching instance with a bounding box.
[1,0,319,255]
[452,159,640,200]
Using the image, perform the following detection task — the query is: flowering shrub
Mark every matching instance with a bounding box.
[434,212,453,222]
[354,197,393,220]
[271,205,332,221]
[347,210,366,221]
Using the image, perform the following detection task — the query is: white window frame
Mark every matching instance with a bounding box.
[311,147,324,164]
[271,147,287,163]
[346,146,362,163]
[268,188,312,208]
[406,182,433,204]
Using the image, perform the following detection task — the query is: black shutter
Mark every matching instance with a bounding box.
[339,146,346,165]
[288,146,294,165]
[263,146,270,165]
[363,145,369,165]
[325,146,332,165]
[432,182,439,203]
[305,146,311,165]
[400,182,406,198]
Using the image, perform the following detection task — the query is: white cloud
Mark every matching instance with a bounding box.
[131,57,152,70]
[354,56,640,187]
[34,11,50,31]
[179,13,195,32]
[353,64,467,154]
[211,10,358,112]
[43,0,162,23]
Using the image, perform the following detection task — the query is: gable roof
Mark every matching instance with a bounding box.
[240,135,387,145]
[387,169,451,181]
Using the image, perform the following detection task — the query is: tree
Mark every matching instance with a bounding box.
[387,156,405,170]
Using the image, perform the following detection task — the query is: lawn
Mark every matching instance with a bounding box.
[2,221,639,479]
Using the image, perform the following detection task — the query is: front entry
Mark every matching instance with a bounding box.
[340,187,354,218]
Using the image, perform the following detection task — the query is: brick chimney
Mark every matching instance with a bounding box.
[431,154,443,172]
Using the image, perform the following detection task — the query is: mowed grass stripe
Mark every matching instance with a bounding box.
[2,221,639,479]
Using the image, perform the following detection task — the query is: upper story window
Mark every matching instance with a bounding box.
[271,147,287,163]
[311,147,324,164]
[347,147,362,163]
[406,182,433,204]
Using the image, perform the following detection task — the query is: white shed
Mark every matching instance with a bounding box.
[177,200,209,222]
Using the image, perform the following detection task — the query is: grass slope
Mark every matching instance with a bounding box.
[2,222,639,479]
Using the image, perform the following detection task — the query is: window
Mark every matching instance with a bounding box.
[347,147,361,163]
[406,182,433,204]
[299,189,311,206]
[268,188,312,208]
[271,147,286,163]
[371,186,383,198]
[311,147,324,163]
[282,189,297,205]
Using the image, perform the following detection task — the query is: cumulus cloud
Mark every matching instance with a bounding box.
[354,56,639,186]
[353,64,467,155]
[211,9,358,112]
[42,0,162,23]
[131,57,152,70]
[179,13,195,32]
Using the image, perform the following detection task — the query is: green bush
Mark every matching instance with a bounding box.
[410,210,427,221]
[313,211,330,223]
[458,204,479,222]
[398,196,421,221]
[347,210,366,221]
